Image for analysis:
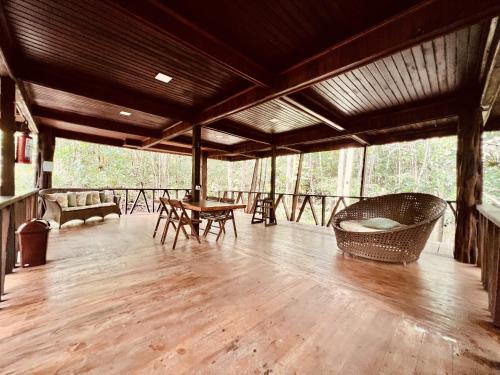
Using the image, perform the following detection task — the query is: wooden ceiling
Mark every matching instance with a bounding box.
[0,0,499,160]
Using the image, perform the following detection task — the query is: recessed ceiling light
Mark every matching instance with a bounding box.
[119,111,132,116]
[155,72,173,84]
[269,118,279,123]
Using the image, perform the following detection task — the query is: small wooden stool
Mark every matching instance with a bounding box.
[251,198,277,226]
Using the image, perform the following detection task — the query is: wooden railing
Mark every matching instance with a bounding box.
[478,204,500,327]
[109,188,190,214]
[220,190,456,230]
[0,189,39,300]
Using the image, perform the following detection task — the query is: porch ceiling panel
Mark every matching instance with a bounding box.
[3,0,248,109]
[184,128,245,146]
[38,119,145,141]
[227,99,322,134]
[309,24,487,117]
[166,0,420,71]
[25,84,173,130]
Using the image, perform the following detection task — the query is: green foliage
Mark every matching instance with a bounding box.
[11,132,499,208]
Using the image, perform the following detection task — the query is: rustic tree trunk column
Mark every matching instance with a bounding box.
[454,104,483,264]
[290,153,303,221]
[200,151,208,200]
[0,76,16,196]
[191,125,201,234]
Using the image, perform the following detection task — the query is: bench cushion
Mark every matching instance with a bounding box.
[62,202,116,212]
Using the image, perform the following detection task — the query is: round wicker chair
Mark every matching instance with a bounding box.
[332,193,447,264]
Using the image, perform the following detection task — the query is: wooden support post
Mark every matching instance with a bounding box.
[290,153,303,221]
[36,126,56,193]
[191,125,201,233]
[201,151,208,200]
[360,146,367,197]
[269,146,277,223]
[247,159,260,214]
[454,104,483,264]
[0,76,16,196]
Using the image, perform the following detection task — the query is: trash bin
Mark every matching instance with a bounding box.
[16,219,50,267]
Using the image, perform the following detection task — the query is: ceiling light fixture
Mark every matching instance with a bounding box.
[155,72,173,83]
[269,118,279,123]
[119,111,132,116]
[215,134,224,139]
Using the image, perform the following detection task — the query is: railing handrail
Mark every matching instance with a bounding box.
[0,189,39,210]
[478,203,500,227]
[220,189,456,203]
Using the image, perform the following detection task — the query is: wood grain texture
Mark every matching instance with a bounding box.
[4,0,247,109]
[0,214,499,374]
[310,25,486,117]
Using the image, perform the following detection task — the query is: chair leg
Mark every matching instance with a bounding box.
[180,224,190,239]
[172,223,182,249]
[203,220,212,238]
[161,219,171,244]
[230,211,237,237]
[215,219,226,241]
[189,222,201,244]
[153,215,162,238]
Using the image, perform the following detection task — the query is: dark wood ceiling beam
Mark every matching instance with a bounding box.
[111,1,272,86]
[280,94,369,146]
[18,63,193,121]
[172,135,233,152]
[274,96,459,147]
[0,3,38,133]
[205,119,271,144]
[32,106,162,139]
[198,0,500,125]
[53,128,124,148]
[142,121,193,148]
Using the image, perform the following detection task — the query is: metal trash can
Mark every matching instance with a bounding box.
[16,219,50,267]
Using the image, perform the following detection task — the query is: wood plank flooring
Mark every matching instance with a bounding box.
[0,213,499,374]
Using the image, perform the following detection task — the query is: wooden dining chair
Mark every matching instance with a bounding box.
[160,198,201,249]
[202,197,237,240]
[153,191,171,238]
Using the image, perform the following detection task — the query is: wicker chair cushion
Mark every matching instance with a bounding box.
[362,217,403,230]
[340,220,381,232]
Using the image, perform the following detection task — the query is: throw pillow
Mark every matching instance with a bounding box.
[47,193,68,208]
[91,191,100,205]
[67,192,77,207]
[362,217,403,230]
[76,192,88,206]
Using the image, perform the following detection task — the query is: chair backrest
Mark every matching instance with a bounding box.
[219,197,235,204]
[159,197,170,213]
[206,196,220,202]
[166,199,191,220]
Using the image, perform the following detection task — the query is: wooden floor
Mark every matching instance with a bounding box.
[1,213,499,374]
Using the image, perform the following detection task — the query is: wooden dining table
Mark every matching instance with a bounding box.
[182,200,246,235]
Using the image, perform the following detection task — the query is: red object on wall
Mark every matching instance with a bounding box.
[16,133,32,164]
